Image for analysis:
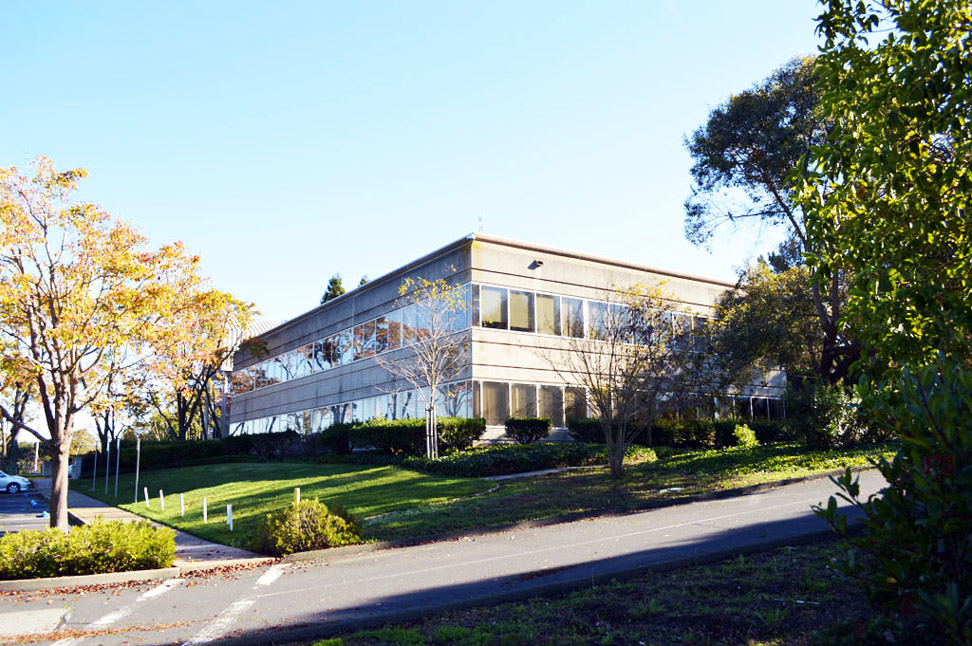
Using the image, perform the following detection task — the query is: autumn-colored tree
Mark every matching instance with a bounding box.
[0,158,240,529]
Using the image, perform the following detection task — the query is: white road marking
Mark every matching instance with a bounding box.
[261,494,835,598]
[49,579,184,646]
[182,563,289,645]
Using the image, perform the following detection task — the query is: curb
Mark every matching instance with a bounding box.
[0,567,180,592]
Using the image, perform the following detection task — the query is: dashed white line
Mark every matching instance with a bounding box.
[182,563,290,645]
[49,578,184,646]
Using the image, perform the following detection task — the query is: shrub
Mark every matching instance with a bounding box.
[504,418,552,444]
[731,424,759,449]
[348,418,426,455]
[254,499,361,556]
[567,418,604,443]
[437,417,486,451]
[785,383,870,450]
[0,519,175,580]
[404,443,656,478]
[311,423,354,455]
[816,359,972,645]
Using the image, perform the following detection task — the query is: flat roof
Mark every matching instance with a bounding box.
[246,233,736,341]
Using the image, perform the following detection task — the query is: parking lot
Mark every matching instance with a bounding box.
[0,489,49,536]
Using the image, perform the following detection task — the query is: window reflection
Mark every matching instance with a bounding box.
[387,309,402,349]
[565,386,588,421]
[375,317,389,354]
[539,385,564,427]
[511,383,537,417]
[562,297,585,338]
[481,381,509,426]
[509,290,535,333]
[536,294,560,336]
[480,286,508,329]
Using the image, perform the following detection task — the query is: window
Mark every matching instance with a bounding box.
[536,294,561,336]
[481,381,510,426]
[400,304,416,345]
[375,317,389,354]
[337,330,353,365]
[587,301,610,340]
[386,310,402,350]
[509,290,535,333]
[480,286,508,329]
[562,297,585,338]
[362,320,376,358]
[539,385,564,427]
[439,381,472,418]
[353,325,365,361]
[565,387,588,421]
[511,383,537,417]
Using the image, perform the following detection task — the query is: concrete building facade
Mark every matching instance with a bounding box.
[228,234,785,441]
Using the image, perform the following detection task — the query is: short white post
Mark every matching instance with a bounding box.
[294,487,300,505]
[180,493,185,517]
[203,497,208,524]
[143,486,150,508]
[227,504,233,532]
[159,490,165,512]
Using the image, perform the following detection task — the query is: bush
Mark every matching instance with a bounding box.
[254,500,361,556]
[816,358,972,645]
[504,418,552,444]
[404,443,656,478]
[0,519,175,580]
[437,417,486,451]
[567,418,604,443]
[311,423,354,455]
[731,424,759,449]
[785,383,871,450]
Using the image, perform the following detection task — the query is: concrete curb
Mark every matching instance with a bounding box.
[0,566,181,592]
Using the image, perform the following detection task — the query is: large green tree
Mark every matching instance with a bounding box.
[801,2,972,640]
[685,57,859,383]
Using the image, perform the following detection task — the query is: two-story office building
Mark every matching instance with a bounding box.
[227,233,785,441]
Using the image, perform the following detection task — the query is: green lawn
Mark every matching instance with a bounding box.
[366,443,893,541]
[77,462,494,549]
[310,540,924,646]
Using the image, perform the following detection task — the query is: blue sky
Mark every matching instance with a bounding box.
[2,1,823,321]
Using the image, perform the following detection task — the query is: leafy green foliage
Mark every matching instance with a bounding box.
[0,519,175,580]
[570,416,792,449]
[816,359,972,644]
[403,443,656,478]
[783,383,888,450]
[347,418,485,456]
[732,424,759,449]
[254,499,361,556]
[503,418,552,444]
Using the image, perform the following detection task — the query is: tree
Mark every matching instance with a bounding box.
[0,383,30,473]
[320,274,346,305]
[799,2,972,640]
[709,261,827,386]
[545,285,690,478]
[375,277,469,459]
[358,275,369,287]
[684,57,860,384]
[0,158,231,529]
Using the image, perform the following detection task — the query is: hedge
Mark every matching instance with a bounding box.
[0,519,175,580]
[347,417,486,456]
[568,417,792,449]
[403,443,657,478]
[504,418,552,444]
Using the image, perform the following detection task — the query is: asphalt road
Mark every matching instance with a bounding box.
[0,490,49,536]
[0,470,885,646]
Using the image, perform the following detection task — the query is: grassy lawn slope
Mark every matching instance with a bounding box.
[78,462,494,549]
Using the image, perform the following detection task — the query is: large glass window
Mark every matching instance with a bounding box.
[314,338,333,371]
[588,301,611,341]
[562,297,585,338]
[362,320,377,358]
[338,330,353,365]
[672,313,693,351]
[509,290,535,333]
[386,309,402,350]
[480,286,508,330]
[536,294,561,336]
[353,325,365,361]
[539,385,565,427]
[414,302,432,342]
[296,344,314,378]
[481,381,510,426]
[400,304,416,345]
[375,317,389,354]
[565,386,588,421]
[511,383,537,418]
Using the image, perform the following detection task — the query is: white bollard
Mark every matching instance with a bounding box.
[227,504,233,532]
[180,493,185,517]
[144,486,150,508]
[203,497,208,524]
[294,487,300,505]
[159,490,165,512]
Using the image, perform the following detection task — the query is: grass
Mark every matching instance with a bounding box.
[76,462,494,549]
[365,442,893,541]
[308,540,926,645]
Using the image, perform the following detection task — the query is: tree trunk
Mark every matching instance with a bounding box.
[50,437,72,530]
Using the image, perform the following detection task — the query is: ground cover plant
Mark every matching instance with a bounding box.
[0,519,175,580]
[367,442,893,542]
[308,541,928,645]
[76,462,493,551]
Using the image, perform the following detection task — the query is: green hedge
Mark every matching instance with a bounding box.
[568,417,792,449]
[0,519,175,580]
[403,443,657,478]
[347,418,486,456]
[254,500,361,556]
[504,418,552,444]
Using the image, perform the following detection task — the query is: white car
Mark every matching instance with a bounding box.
[0,470,31,494]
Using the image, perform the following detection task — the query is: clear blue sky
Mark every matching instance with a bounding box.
[2,1,823,321]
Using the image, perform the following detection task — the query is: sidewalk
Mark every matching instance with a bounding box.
[32,478,264,568]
